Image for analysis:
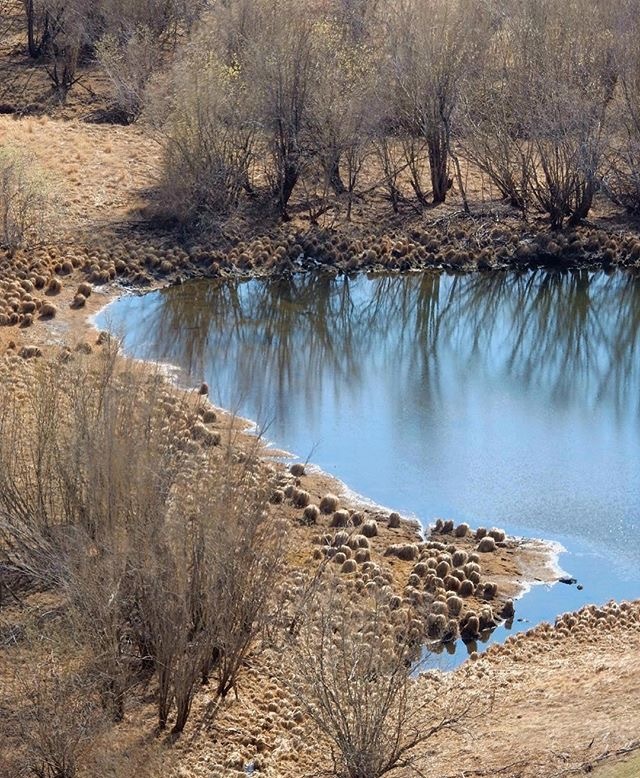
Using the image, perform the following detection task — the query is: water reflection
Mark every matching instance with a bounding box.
[98,270,640,620]
[136,270,640,423]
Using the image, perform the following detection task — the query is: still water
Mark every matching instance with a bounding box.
[96,270,640,661]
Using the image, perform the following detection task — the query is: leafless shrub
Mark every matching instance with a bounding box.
[143,0,635,228]
[308,22,375,202]
[247,0,317,217]
[98,0,195,43]
[461,69,533,213]
[284,581,480,778]
[0,147,56,250]
[388,0,484,206]
[371,134,405,214]
[18,669,102,778]
[154,0,324,223]
[0,348,284,735]
[95,0,204,119]
[154,45,258,228]
[23,0,89,99]
[604,2,640,213]
[464,0,616,229]
[22,0,65,59]
[95,27,160,122]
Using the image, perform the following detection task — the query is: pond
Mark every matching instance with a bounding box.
[96,270,640,664]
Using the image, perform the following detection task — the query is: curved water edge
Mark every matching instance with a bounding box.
[93,269,640,667]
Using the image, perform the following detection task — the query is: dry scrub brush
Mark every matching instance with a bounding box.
[14,668,103,778]
[604,0,640,214]
[0,347,286,739]
[16,0,202,106]
[387,0,482,208]
[282,580,483,778]
[0,147,57,250]
[152,39,258,227]
[95,27,161,122]
[145,0,640,232]
[94,0,204,120]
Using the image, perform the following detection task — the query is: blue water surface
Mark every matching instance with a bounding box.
[96,270,640,665]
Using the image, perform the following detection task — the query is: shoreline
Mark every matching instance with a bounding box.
[1,255,639,777]
[3,212,640,339]
[88,278,566,657]
[1,253,629,646]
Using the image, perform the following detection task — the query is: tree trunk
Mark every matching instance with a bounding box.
[428,129,449,205]
[277,161,299,219]
[25,3,49,59]
[568,180,595,228]
[26,1,37,58]
[325,153,346,195]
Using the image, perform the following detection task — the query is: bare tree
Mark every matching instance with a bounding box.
[154,42,258,228]
[22,0,65,59]
[95,27,160,122]
[246,0,317,218]
[604,0,640,213]
[463,0,617,229]
[95,0,205,120]
[388,0,483,206]
[307,19,376,201]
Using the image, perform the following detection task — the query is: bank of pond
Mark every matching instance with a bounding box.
[96,269,640,666]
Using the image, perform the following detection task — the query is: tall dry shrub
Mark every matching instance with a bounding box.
[246,0,318,217]
[22,0,65,59]
[0,147,56,250]
[0,348,285,734]
[284,583,478,778]
[464,0,617,228]
[307,20,376,210]
[387,0,484,206]
[154,46,258,229]
[95,0,202,120]
[18,669,102,778]
[605,0,640,213]
[155,0,320,222]
[95,27,160,122]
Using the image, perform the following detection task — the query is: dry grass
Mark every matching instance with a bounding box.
[592,753,640,778]
[0,115,160,237]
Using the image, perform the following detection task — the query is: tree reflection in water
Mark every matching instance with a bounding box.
[99,268,640,616]
[138,270,640,425]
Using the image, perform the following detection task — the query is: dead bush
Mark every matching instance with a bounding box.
[0,348,284,735]
[18,669,103,778]
[284,582,481,778]
[153,41,258,228]
[96,27,160,121]
[0,147,56,249]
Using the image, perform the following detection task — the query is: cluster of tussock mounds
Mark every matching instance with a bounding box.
[1,344,639,778]
[4,218,640,335]
[272,464,522,656]
[480,599,640,665]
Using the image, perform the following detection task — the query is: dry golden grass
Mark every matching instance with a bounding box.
[592,753,640,778]
[0,116,160,237]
